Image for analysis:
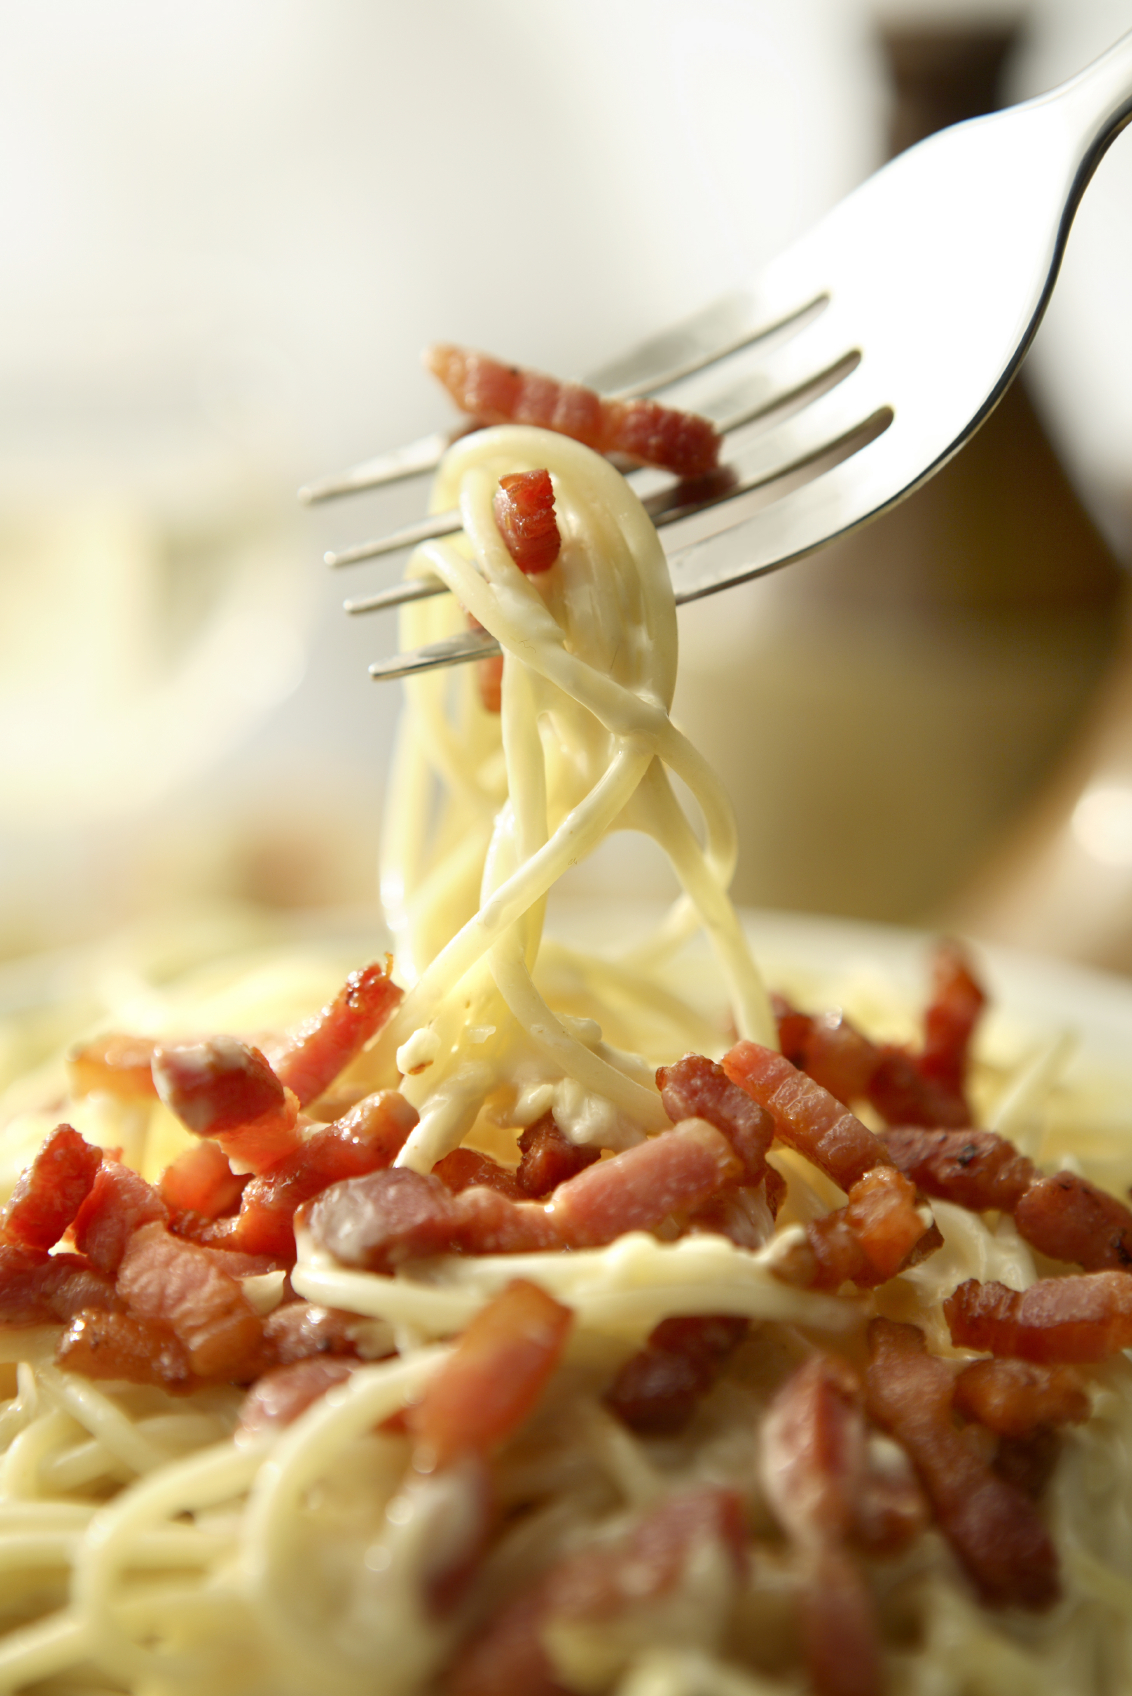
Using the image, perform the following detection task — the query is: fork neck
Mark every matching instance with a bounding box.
[1040,26,1132,183]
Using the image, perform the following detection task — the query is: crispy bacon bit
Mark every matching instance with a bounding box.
[773,998,880,1108]
[262,1301,376,1366]
[449,1187,563,1255]
[865,1318,1059,1610]
[159,1141,246,1222]
[71,1161,167,1274]
[687,1182,777,1250]
[722,1042,889,1192]
[425,344,721,480]
[945,1273,1132,1364]
[449,1486,745,1696]
[992,1428,1064,1500]
[116,1222,264,1379]
[515,1113,599,1199]
[237,1357,358,1441]
[271,960,402,1108]
[880,1127,1034,1213]
[152,1038,301,1174]
[606,1314,748,1435]
[56,1309,191,1391]
[303,1167,459,1272]
[1,1125,102,1251]
[493,470,561,574]
[0,1245,118,1325]
[920,940,986,1111]
[952,1358,1089,1439]
[548,1119,741,1248]
[410,1280,572,1470]
[866,1046,972,1129]
[657,1053,774,1185]
[66,1033,159,1100]
[434,1147,522,1199]
[793,1168,939,1292]
[1013,1171,1132,1272]
[202,1090,418,1260]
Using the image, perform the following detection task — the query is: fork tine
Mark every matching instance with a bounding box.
[584,289,825,397]
[299,430,455,506]
[368,625,501,681]
[344,579,448,616]
[325,508,462,568]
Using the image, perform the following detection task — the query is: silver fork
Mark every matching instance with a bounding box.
[303,28,1132,683]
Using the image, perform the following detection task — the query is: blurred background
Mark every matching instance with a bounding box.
[3,0,1132,987]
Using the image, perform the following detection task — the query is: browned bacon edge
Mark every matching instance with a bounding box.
[493,470,561,575]
[945,1272,1132,1364]
[425,344,721,480]
[605,1314,748,1435]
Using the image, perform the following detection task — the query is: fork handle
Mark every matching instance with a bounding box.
[1047,27,1132,184]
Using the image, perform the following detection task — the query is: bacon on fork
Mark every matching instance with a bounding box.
[425,344,722,480]
[493,469,561,574]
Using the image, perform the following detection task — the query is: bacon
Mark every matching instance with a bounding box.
[773,998,880,1108]
[1,1126,102,1251]
[116,1222,264,1379]
[880,1127,1034,1213]
[792,1168,939,1292]
[853,1435,930,1556]
[449,1187,562,1255]
[493,470,560,574]
[687,1182,776,1250]
[302,1167,458,1272]
[237,1357,358,1440]
[952,1358,1089,1439]
[944,1273,1132,1364]
[515,1113,598,1198]
[202,1090,418,1260]
[0,1245,118,1325]
[70,1161,167,1274]
[548,1119,741,1248]
[425,345,721,480]
[55,1309,191,1391]
[1013,1171,1132,1272]
[866,1046,972,1129]
[409,1280,572,1470]
[262,1301,376,1366]
[722,1042,889,1192]
[656,1053,774,1184]
[159,1141,246,1222]
[66,1032,159,1100]
[152,1038,301,1173]
[992,1428,1064,1500]
[605,1314,747,1435]
[270,960,402,1108]
[449,1486,745,1696]
[434,1146,522,1199]
[865,1318,1059,1609]
[477,650,504,714]
[920,940,986,1110]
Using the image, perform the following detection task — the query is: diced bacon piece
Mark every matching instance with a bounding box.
[952,1358,1089,1439]
[434,1147,521,1199]
[425,344,721,479]
[1,1126,102,1251]
[153,1038,301,1173]
[66,1032,159,1100]
[410,1280,572,1470]
[773,998,880,1108]
[0,1245,118,1326]
[606,1314,748,1435]
[237,1357,358,1441]
[1013,1171,1132,1272]
[798,1546,883,1696]
[688,1182,776,1251]
[56,1309,191,1391]
[477,651,504,713]
[944,1273,1132,1364]
[865,1318,1059,1610]
[920,940,986,1109]
[116,1222,264,1379]
[449,1487,745,1696]
[548,1119,741,1248]
[262,1301,378,1366]
[515,1112,599,1198]
[493,470,561,574]
[992,1428,1063,1500]
[449,1187,562,1255]
[70,1161,167,1274]
[722,1042,889,1192]
[271,960,402,1108]
[761,1354,866,1546]
[302,1167,460,1273]
[881,1127,1034,1213]
[791,1169,939,1293]
[852,1435,930,1557]
[203,1090,418,1260]
[159,1141,246,1222]
[866,1046,972,1130]
[656,1053,774,1184]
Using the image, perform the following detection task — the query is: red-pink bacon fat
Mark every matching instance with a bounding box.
[493,469,561,574]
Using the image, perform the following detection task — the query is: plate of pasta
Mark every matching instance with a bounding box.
[0,414,1130,1696]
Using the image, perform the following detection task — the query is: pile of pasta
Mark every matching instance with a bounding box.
[0,424,1130,1696]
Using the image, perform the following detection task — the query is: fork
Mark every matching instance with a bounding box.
[303,27,1132,683]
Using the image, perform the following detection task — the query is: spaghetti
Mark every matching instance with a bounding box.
[0,426,1128,1695]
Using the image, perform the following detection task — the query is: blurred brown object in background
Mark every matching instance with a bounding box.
[677,21,1128,933]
